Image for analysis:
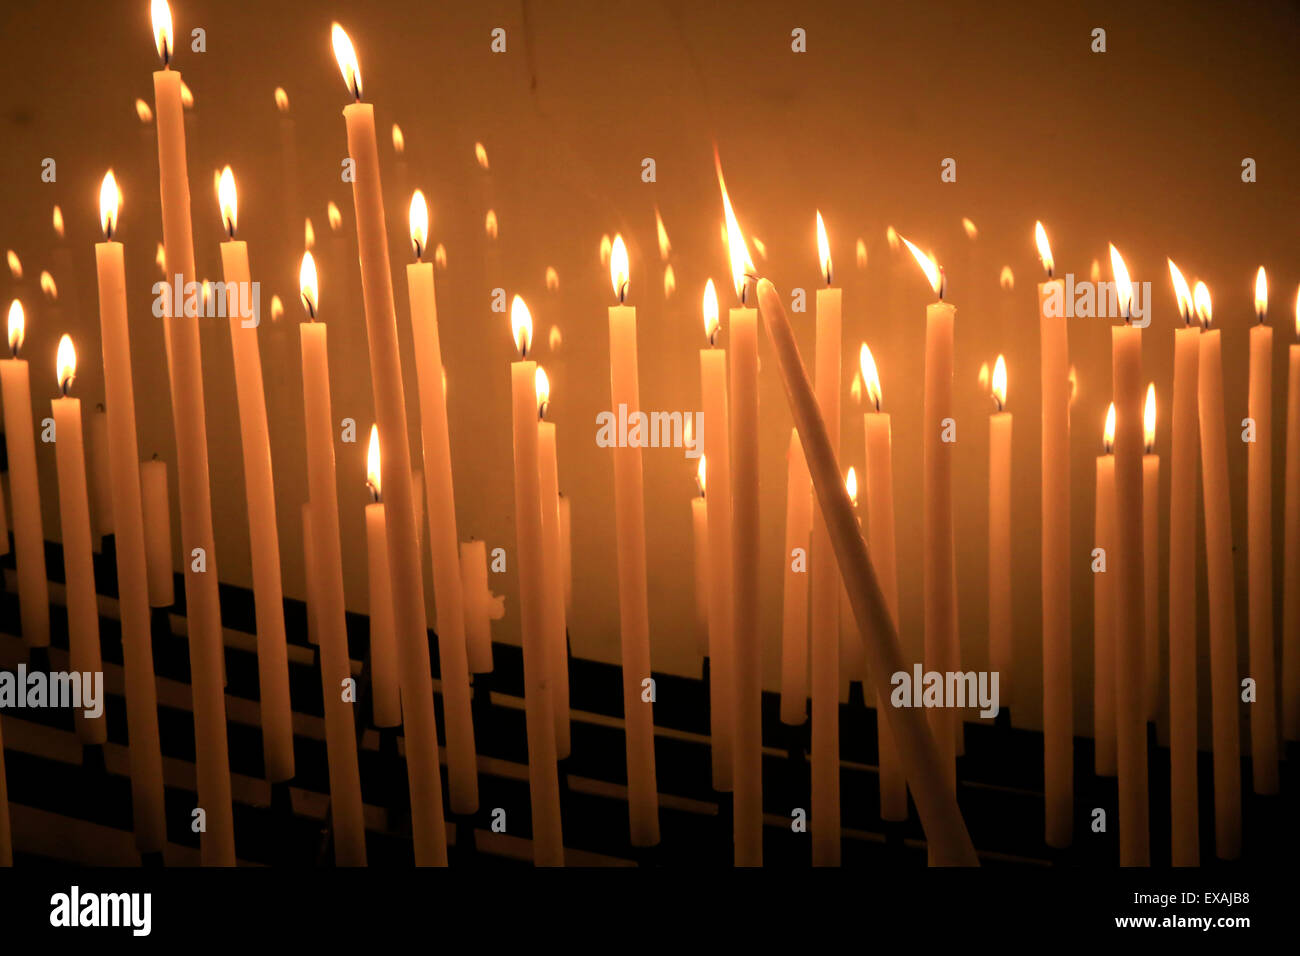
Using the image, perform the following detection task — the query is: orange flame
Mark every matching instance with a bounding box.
[511,295,533,358]
[474,142,489,170]
[57,334,75,393]
[6,250,20,280]
[1034,221,1053,277]
[715,152,755,301]
[664,264,676,298]
[151,0,173,65]
[1255,266,1268,322]
[331,23,363,101]
[409,190,429,260]
[367,424,381,498]
[135,99,153,124]
[1108,244,1133,321]
[696,455,707,497]
[218,166,237,238]
[299,251,319,319]
[1144,383,1157,452]
[99,170,120,240]
[816,210,832,285]
[845,467,858,507]
[1000,265,1014,291]
[900,235,942,298]
[327,201,342,232]
[392,123,405,155]
[992,354,1007,410]
[703,278,719,344]
[535,365,550,418]
[962,217,978,240]
[1194,281,1212,330]
[610,234,630,303]
[52,205,64,239]
[860,342,882,411]
[274,87,289,113]
[1104,402,1116,453]
[546,266,559,292]
[1167,258,1193,323]
[8,300,24,356]
[656,208,671,261]
[40,271,57,301]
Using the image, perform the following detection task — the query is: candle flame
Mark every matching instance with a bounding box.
[992,354,1007,410]
[1295,284,1300,340]
[409,190,429,260]
[135,98,153,124]
[696,455,707,497]
[367,424,381,499]
[1194,280,1212,330]
[856,238,868,269]
[546,266,559,292]
[485,209,498,240]
[180,81,193,109]
[610,234,630,303]
[900,235,942,298]
[702,278,719,344]
[474,142,489,170]
[99,170,120,240]
[435,244,447,270]
[57,334,75,393]
[327,201,342,232]
[274,87,289,113]
[599,234,612,268]
[850,370,862,405]
[1104,402,1116,453]
[392,123,405,155]
[270,295,284,323]
[8,300,24,356]
[885,225,899,252]
[5,250,19,279]
[548,325,562,351]
[962,217,979,240]
[40,271,57,301]
[218,166,237,238]
[715,152,755,301]
[535,365,550,418]
[816,210,833,285]
[511,294,532,358]
[978,361,990,392]
[664,264,676,298]
[1000,265,1014,291]
[299,251,318,319]
[656,207,671,261]
[1069,365,1079,406]
[151,0,173,65]
[155,242,166,275]
[1167,258,1193,324]
[304,217,315,249]
[1144,382,1157,452]
[52,205,64,239]
[331,23,363,101]
[860,342,882,411]
[1034,221,1054,278]
[845,467,858,507]
[1108,243,1133,321]
[1255,266,1267,322]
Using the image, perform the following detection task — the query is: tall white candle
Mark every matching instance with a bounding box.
[987,356,1012,709]
[536,368,571,759]
[779,429,812,725]
[365,425,401,730]
[1094,405,1117,777]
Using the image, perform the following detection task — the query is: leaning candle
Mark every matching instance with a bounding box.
[332,24,446,864]
[93,172,167,853]
[987,355,1012,709]
[140,456,174,608]
[779,430,812,725]
[405,189,479,812]
[1142,384,1160,725]
[1094,404,1118,777]
[297,251,367,866]
[861,343,906,821]
[755,278,979,865]
[1166,259,1200,865]
[150,1,234,865]
[692,459,711,658]
[536,367,572,758]
[1247,267,1278,794]
[0,300,50,648]
[509,295,565,865]
[1286,285,1300,743]
[216,166,294,785]
[50,335,107,746]
[606,237,661,848]
[1034,222,1072,848]
[364,425,401,730]
[1193,280,1242,860]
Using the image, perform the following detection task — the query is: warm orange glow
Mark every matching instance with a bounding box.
[435,244,447,270]
[544,266,559,292]
[751,236,767,260]
[1069,365,1079,406]
[992,354,1007,410]
[304,217,315,249]
[52,205,64,239]
[664,264,676,298]
[548,325,562,351]
[180,81,194,109]
[535,365,550,418]
[1104,402,1116,453]
[1295,284,1300,339]
[715,153,755,300]
[856,238,868,269]
[1090,259,1102,284]
[474,142,489,170]
[962,217,979,240]
[610,234,630,302]
[1167,258,1193,323]
[885,225,899,252]
[270,295,284,323]
[1144,383,1157,452]
[57,334,76,393]
[845,467,858,507]
[703,278,719,344]
[1034,221,1054,277]
[6,250,19,280]
[816,210,833,285]
[900,235,942,298]
[151,0,174,65]
[99,170,120,240]
[1194,280,1212,330]
[135,99,153,124]
[154,243,166,275]
[331,23,363,101]
[656,208,671,261]
[274,87,289,113]
[860,342,882,411]
[409,190,429,260]
[510,296,534,359]
[327,201,342,232]
[40,271,57,301]
[599,234,612,268]
[218,166,237,238]
[1000,265,1014,291]
[978,361,990,392]
[367,424,381,498]
[1109,243,1134,320]
[299,251,319,319]
[392,123,405,155]
[850,370,862,405]
[696,455,707,497]
[8,300,24,356]
[1255,266,1268,322]
[485,209,498,240]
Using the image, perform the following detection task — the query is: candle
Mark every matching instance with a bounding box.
[1285,286,1300,743]
[217,167,294,785]
[1034,223,1073,848]
[536,367,572,759]
[365,425,401,730]
[606,236,661,848]
[559,493,573,621]
[50,335,106,747]
[755,278,978,865]
[1166,260,1200,865]
[812,212,844,863]
[699,278,736,790]
[0,300,50,648]
[302,502,320,646]
[509,295,565,865]
[1247,268,1279,794]
[140,456,174,608]
[297,252,367,866]
[987,355,1012,709]
[88,405,114,543]
[405,190,479,812]
[93,172,167,853]
[901,234,959,792]
[692,460,711,658]
[333,25,447,864]
[1142,384,1160,726]
[459,540,494,674]
[1094,404,1118,777]
[779,430,812,725]
[861,344,906,821]
[274,86,301,280]
[151,1,235,865]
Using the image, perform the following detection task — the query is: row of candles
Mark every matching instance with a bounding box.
[1,1,1296,869]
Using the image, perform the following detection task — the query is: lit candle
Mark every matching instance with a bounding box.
[1035,222,1072,848]
[779,429,812,726]
[459,540,494,674]
[692,458,711,658]
[150,0,234,865]
[1193,280,1242,859]
[1142,384,1160,726]
[1094,404,1118,777]
[332,23,447,865]
[1166,259,1200,865]
[987,355,1012,710]
[298,251,368,866]
[0,300,50,648]
[509,295,565,865]
[140,456,174,608]
[861,344,906,821]
[301,503,320,647]
[405,189,479,812]
[273,86,301,277]
[536,366,572,758]
[699,277,736,790]
[1247,267,1279,795]
[1286,286,1300,743]
[559,493,573,621]
[606,236,661,848]
[365,425,401,730]
[93,171,167,853]
[754,278,979,865]
[216,166,294,785]
[50,335,106,747]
